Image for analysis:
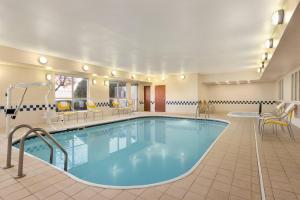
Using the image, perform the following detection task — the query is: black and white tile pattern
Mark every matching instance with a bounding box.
[208,100,276,105]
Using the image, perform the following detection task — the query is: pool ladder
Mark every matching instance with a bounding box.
[195,102,210,119]
[4,124,68,178]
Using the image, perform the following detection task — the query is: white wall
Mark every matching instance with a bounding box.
[276,65,300,127]
[207,82,277,113]
[149,74,201,114]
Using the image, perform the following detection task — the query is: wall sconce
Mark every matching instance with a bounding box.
[131,74,136,79]
[180,74,185,80]
[38,56,48,64]
[111,70,117,76]
[161,76,166,81]
[147,77,151,81]
[272,9,284,25]
[265,38,274,49]
[92,79,97,85]
[45,73,52,81]
[82,65,89,71]
[104,80,109,86]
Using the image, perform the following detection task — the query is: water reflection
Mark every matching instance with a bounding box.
[21,118,227,186]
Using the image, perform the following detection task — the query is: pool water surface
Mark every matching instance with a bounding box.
[14,117,228,187]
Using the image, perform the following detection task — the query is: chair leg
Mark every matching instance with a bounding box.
[287,125,295,141]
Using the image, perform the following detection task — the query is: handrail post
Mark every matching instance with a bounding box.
[4,124,33,169]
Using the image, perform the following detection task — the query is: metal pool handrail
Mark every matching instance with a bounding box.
[5,124,54,169]
[17,128,68,178]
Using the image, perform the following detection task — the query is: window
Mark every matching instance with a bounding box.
[131,84,138,111]
[278,79,284,100]
[109,81,127,107]
[55,74,88,110]
[291,71,300,101]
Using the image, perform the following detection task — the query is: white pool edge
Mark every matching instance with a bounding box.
[12,114,230,189]
[253,120,266,200]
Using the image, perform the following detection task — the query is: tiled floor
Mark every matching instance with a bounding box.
[0,113,299,200]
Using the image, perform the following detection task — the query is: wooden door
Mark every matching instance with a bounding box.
[155,85,166,112]
[144,86,150,111]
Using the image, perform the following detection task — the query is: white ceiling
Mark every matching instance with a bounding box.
[0,0,281,74]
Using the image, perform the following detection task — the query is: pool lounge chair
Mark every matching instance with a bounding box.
[86,100,103,120]
[57,101,78,123]
[262,102,285,117]
[123,99,133,114]
[260,103,296,140]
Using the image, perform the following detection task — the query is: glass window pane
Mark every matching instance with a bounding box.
[55,75,73,99]
[118,82,127,99]
[109,82,118,98]
[73,78,88,99]
[74,99,87,110]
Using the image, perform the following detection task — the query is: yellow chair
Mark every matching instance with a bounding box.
[112,101,122,115]
[57,101,78,123]
[260,103,296,140]
[124,99,133,114]
[86,101,103,120]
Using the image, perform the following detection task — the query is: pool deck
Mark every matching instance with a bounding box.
[0,112,299,200]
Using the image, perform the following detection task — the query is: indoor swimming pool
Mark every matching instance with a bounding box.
[14,116,228,188]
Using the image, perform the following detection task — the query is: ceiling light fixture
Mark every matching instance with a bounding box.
[265,38,274,49]
[180,74,185,80]
[82,65,89,71]
[272,9,284,25]
[38,56,48,64]
[45,73,52,81]
[261,53,268,61]
[111,70,117,76]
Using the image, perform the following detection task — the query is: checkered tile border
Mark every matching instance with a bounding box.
[0,101,110,113]
[95,102,110,107]
[166,101,199,105]
[208,100,276,105]
[136,100,277,106]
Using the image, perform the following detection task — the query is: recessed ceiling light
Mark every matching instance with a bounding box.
[261,53,268,61]
[260,62,265,68]
[272,9,284,25]
[46,66,52,70]
[82,65,89,71]
[38,56,48,64]
[257,68,262,73]
[45,73,52,81]
[92,73,97,77]
[111,70,117,76]
[104,75,109,79]
[265,38,274,49]
[180,74,185,80]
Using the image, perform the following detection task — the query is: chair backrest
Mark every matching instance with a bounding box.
[57,101,72,112]
[112,101,120,108]
[127,99,133,107]
[282,103,296,121]
[86,101,97,109]
[276,102,285,110]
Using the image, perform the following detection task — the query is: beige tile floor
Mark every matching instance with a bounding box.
[0,113,299,200]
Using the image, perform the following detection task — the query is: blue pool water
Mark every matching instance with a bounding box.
[14,117,228,187]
